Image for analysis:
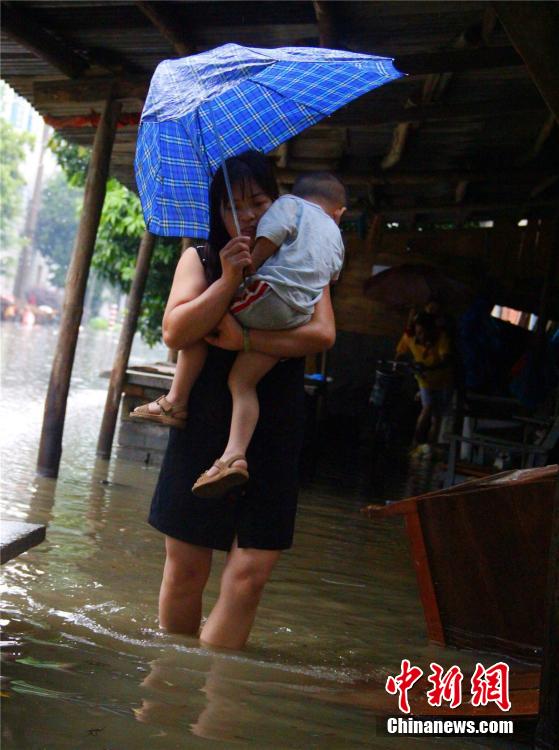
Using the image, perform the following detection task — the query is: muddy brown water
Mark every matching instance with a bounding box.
[1,324,525,748]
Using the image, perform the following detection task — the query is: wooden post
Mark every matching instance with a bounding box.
[37,97,122,478]
[96,230,156,459]
[535,479,559,749]
[535,215,559,357]
[496,2,559,123]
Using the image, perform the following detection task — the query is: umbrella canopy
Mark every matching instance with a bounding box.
[364,264,474,310]
[135,43,402,238]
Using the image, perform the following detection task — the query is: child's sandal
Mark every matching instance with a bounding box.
[130,395,187,429]
[192,454,249,498]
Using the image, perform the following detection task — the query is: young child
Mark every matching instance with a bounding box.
[132,172,346,497]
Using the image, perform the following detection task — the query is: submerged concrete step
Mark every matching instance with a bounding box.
[1,521,46,564]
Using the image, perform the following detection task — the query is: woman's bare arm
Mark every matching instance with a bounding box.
[206,286,336,357]
[163,239,251,349]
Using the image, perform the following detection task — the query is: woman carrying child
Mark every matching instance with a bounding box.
[145,151,336,649]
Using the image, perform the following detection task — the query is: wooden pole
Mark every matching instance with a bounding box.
[37,97,121,478]
[96,230,156,459]
[535,479,559,749]
[495,2,559,123]
[535,214,559,357]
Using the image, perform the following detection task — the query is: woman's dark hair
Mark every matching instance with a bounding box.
[204,150,279,283]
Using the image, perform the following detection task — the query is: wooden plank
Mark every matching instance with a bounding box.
[313,1,336,48]
[278,168,559,187]
[135,1,194,57]
[33,77,149,106]
[1,522,46,565]
[536,479,559,749]
[404,509,446,645]
[327,96,545,127]
[394,46,523,75]
[1,1,89,79]
[37,97,122,478]
[418,478,555,659]
[496,2,559,123]
[380,196,559,217]
[30,80,545,124]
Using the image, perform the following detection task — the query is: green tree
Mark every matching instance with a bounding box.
[49,131,89,188]
[35,171,83,286]
[92,178,176,345]
[0,117,35,275]
[50,135,178,345]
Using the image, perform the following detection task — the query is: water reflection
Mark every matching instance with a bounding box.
[1,324,526,748]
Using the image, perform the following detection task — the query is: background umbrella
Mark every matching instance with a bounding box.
[364,263,474,310]
[135,43,402,238]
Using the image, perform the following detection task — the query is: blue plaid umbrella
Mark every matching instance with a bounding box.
[135,43,402,238]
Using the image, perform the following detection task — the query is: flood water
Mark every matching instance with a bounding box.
[1,324,525,748]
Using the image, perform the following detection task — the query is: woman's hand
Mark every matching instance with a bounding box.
[219,236,253,286]
[205,312,243,350]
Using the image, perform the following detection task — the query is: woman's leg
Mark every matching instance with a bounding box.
[159,536,213,634]
[200,539,281,649]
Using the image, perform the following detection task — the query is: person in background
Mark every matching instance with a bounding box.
[396,310,454,455]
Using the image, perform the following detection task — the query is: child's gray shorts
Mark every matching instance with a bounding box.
[233,286,312,330]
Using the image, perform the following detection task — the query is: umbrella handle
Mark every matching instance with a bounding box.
[208,102,241,237]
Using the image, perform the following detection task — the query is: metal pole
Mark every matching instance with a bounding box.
[96,230,156,459]
[208,102,241,236]
[37,97,122,478]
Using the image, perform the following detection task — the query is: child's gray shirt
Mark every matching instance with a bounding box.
[252,195,345,315]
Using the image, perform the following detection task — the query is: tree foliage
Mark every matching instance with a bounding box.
[35,171,83,286]
[0,117,35,271]
[50,134,178,345]
[49,132,90,188]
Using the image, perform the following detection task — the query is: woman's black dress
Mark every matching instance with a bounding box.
[149,345,305,551]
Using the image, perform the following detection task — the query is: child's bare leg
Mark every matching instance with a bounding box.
[138,340,207,415]
[204,351,278,477]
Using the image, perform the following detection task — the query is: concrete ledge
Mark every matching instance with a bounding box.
[1,521,46,564]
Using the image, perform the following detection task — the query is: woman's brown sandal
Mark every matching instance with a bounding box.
[129,395,188,429]
[191,454,249,498]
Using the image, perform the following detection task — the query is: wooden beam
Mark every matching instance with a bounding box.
[30,78,544,125]
[135,1,194,57]
[97,231,157,460]
[394,46,522,76]
[526,113,558,163]
[381,122,411,170]
[496,2,559,123]
[325,96,545,128]
[531,176,559,199]
[313,1,336,48]
[33,77,149,106]
[455,180,469,204]
[380,197,559,218]
[37,97,122,478]
[1,1,89,78]
[277,168,558,187]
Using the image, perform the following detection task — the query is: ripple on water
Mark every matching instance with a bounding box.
[1,326,523,749]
